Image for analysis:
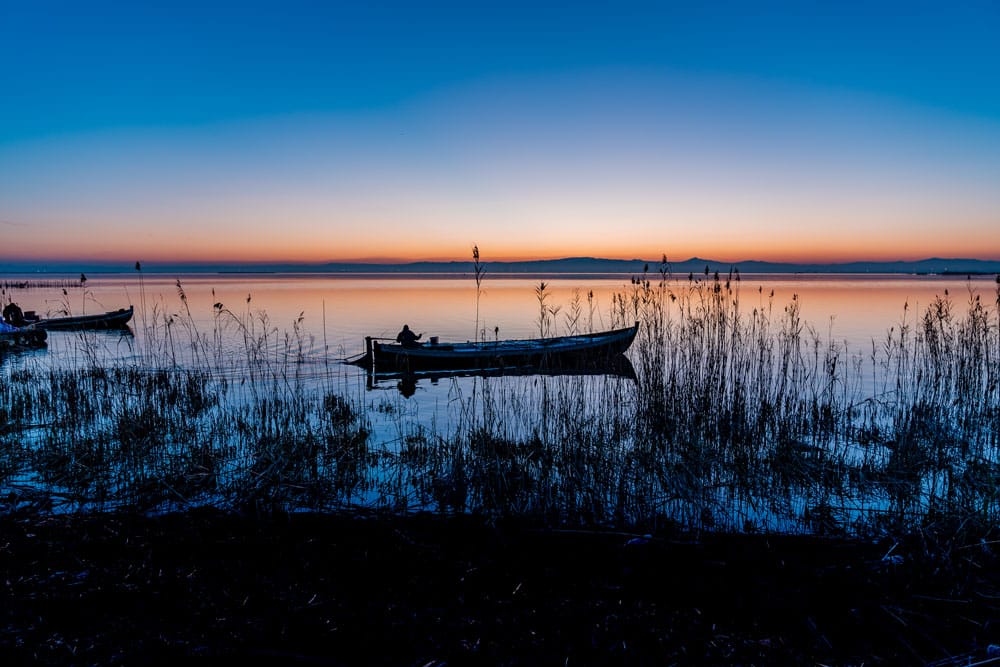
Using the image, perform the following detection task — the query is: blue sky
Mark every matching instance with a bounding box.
[2,1,999,263]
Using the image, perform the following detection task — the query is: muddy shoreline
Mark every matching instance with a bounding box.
[1,509,998,665]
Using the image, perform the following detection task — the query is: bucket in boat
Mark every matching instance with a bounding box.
[429,336,439,345]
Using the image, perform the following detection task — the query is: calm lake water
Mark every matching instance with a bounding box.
[2,270,995,390]
[4,271,995,356]
[4,269,995,433]
[3,271,998,531]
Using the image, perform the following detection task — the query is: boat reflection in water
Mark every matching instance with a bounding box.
[364,353,638,398]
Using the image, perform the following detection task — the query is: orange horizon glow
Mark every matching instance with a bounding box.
[6,201,999,266]
[5,229,1000,266]
[5,242,1000,266]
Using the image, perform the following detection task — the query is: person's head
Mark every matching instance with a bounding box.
[402,324,410,331]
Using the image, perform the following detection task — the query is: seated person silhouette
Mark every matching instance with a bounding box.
[396,324,423,348]
[3,303,26,327]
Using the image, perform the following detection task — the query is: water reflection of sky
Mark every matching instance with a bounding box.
[5,272,995,352]
[6,271,995,424]
[4,272,997,533]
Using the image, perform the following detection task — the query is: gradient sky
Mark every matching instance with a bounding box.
[2,1,999,265]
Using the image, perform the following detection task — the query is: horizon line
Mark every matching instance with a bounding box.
[3,255,1000,272]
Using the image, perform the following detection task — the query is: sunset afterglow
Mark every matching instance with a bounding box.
[2,2,999,267]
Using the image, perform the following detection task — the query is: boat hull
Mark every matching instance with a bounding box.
[28,306,134,331]
[363,323,639,373]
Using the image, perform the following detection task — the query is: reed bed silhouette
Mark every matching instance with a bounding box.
[1,281,375,516]
[618,266,1000,535]
[1,279,82,291]
[2,271,999,539]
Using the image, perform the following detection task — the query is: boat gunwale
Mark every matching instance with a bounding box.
[372,322,638,357]
[362,322,639,373]
[23,306,134,331]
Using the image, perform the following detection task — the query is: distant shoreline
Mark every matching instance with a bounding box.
[2,256,1000,277]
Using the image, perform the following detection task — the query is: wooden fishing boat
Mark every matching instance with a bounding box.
[354,322,639,373]
[18,306,134,331]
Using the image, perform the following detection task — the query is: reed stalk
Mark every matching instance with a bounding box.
[473,245,485,342]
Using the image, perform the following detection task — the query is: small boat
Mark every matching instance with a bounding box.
[354,322,640,373]
[15,306,134,331]
[0,321,47,352]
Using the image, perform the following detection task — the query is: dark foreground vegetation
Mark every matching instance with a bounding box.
[2,508,999,666]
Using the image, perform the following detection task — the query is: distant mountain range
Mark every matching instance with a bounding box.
[3,257,1000,276]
